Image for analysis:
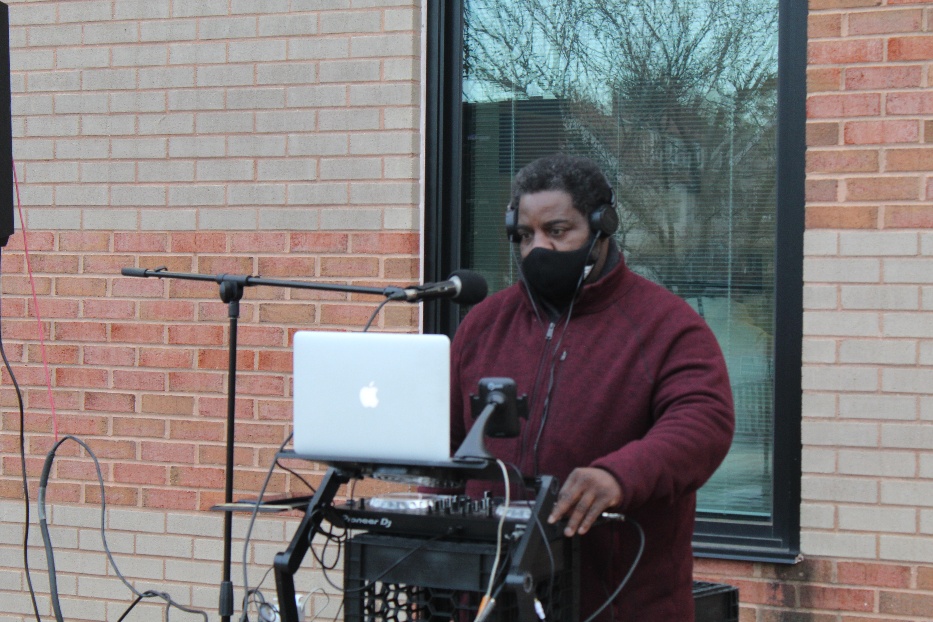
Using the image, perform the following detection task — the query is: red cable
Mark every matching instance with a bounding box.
[12,162,58,440]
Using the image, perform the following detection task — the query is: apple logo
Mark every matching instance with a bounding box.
[359,381,379,408]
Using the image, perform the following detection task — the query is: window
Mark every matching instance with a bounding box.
[425,0,804,562]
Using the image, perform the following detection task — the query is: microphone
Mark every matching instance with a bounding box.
[398,270,488,305]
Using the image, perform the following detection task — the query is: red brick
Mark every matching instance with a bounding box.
[798,585,874,612]
[139,394,194,417]
[25,389,81,411]
[45,483,82,504]
[237,325,286,347]
[319,303,380,327]
[170,465,225,488]
[886,147,933,171]
[83,254,136,274]
[57,414,109,436]
[850,9,923,35]
[167,324,224,346]
[235,421,285,445]
[113,415,167,438]
[114,462,167,486]
[198,299,258,322]
[350,232,419,254]
[385,257,419,279]
[884,204,933,228]
[114,233,168,252]
[236,470,288,494]
[27,344,79,365]
[199,443,254,467]
[889,35,933,61]
[198,490,226,511]
[2,275,52,296]
[111,277,164,298]
[918,566,933,590]
[56,367,108,388]
[29,298,79,319]
[112,370,166,391]
[196,255,253,275]
[290,232,348,253]
[167,279,218,299]
[845,120,919,145]
[887,92,933,115]
[926,120,933,143]
[845,66,923,91]
[256,256,316,278]
[807,205,879,229]
[83,345,136,366]
[167,370,224,393]
[837,561,912,589]
[809,0,881,8]
[236,373,286,397]
[808,93,881,119]
[29,254,79,274]
[230,232,289,252]
[170,419,225,442]
[384,304,418,329]
[320,256,379,277]
[137,255,193,272]
[809,39,884,65]
[54,321,107,342]
[258,302,316,324]
[879,590,933,616]
[197,396,255,420]
[808,13,842,38]
[55,277,108,298]
[59,231,110,252]
[807,122,840,146]
[84,391,135,413]
[3,231,54,251]
[257,350,291,373]
[86,483,137,506]
[257,399,291,421]
[142,487,197,510]
[110,322,165,344]
[845,176,920,201]
[139,346,193,369]
[81,438,136,460]
[139,300,195,321]
[55,459,101,481]
[141,441,196,464]
[197,348,254,371]
[170,232,227,253]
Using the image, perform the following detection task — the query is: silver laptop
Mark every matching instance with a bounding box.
[291,331,451,463]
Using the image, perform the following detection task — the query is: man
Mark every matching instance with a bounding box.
[449,154,734,620]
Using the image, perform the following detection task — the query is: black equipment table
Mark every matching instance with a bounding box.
[272,454,579,622]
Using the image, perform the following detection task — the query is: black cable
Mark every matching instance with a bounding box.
[362,298,392,332]
[39,435,209,622]
[580,518,645,622]
[0,248,43,622]
[274,457,316,493]
[239,433,295,622]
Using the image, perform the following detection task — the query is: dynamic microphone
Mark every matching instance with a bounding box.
[398,270,488,305]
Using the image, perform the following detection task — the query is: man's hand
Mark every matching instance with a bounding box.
[547,467,622,537]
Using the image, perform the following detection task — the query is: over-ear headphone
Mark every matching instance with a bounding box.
[505,187,618,243]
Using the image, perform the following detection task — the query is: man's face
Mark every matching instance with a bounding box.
[515,190,590,259]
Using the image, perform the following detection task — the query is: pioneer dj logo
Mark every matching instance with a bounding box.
[343,515,393,529]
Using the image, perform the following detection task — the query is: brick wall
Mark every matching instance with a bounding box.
[2,0,933,621]
[0,1,421,619]
[693,1,933,620]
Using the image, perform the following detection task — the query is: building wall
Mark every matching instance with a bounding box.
[1,1,932,621]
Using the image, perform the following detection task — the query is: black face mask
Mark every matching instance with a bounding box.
[521,241,592,307]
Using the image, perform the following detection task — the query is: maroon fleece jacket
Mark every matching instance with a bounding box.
[450,256,735,621]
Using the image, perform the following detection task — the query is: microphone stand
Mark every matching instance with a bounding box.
[119,267,408,622]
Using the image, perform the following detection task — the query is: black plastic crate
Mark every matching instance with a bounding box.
[693,581,739,622]
[344,533,578,622]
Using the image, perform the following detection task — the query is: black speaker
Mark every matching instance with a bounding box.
[0,1,13,247]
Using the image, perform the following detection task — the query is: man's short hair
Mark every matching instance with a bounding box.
[510,153,613,217]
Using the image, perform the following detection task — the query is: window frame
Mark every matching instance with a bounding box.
[424,0,805,563]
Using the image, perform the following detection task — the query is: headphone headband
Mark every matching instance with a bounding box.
[505,187,618,243]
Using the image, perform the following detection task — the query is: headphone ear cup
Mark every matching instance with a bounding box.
[590,205,619,238]
[505,206,521,243]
